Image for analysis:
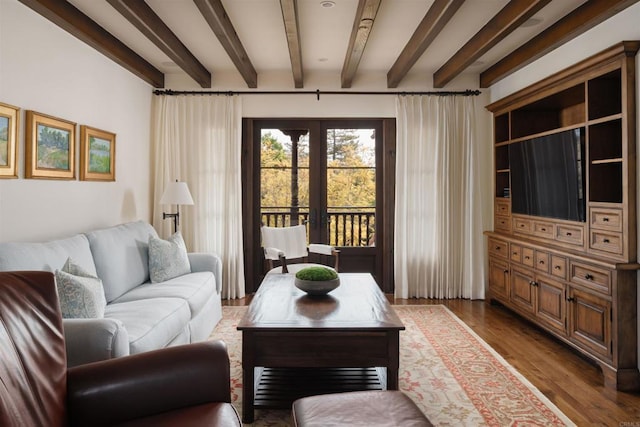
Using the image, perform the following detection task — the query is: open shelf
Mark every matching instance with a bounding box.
[588,69,622,120]
[511,83,585,139]
[589,119,622,162]
[495,113,509,143]
[590,162,622,203]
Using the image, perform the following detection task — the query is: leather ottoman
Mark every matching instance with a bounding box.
[291,390,433,427]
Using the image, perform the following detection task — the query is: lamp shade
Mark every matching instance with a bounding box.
[160,181,194,205]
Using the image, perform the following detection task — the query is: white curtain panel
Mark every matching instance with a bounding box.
[395,95,484,299]
[151,95,245,299]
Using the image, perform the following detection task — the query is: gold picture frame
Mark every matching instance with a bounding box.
[80,125,116,181]
[0,102,19,179]
[25,110,76,180]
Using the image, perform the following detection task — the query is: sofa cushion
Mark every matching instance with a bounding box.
[55,259,106,319]
[0,234,96,275]
[104,297,190,354]
[113,272,215,315]
[149,232,191,283]
[85,221,158,302]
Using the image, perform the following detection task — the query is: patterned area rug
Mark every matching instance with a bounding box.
[212,305,575,426]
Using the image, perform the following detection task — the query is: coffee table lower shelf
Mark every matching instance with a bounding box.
[253,367,386,410]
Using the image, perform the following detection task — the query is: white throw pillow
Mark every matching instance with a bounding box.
[148,231,191,283]
[55,258,106,319]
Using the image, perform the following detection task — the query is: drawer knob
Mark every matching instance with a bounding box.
[585,273,594,280]
[566,232,572,236]
[603,217,609,222]
[554,265,561,270]
[503,269,509,274]
[567,297,576,302]
[524,256,530,260]
[520,224,525,227]
[495,246,501,250]
[603,238,610,243]
[541,228,546,231]
[539,260,545,265]
[512,251,518,255]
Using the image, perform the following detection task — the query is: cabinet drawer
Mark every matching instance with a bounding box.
[513,218,532,233]
[570,262,611,294]
[535,250,550,274]
[589,230,623,255]
[495,215,511,232]
[533,220,554,239]
[495,200,511,216]
[589,207,622,232]
[555,224,584,247]
[522,247,534,267]
[510,243,522,263]
[550,255,567,280]
[488,238,508,259]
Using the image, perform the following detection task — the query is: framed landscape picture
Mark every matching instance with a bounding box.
[80,125,115,181]
[25,111,76,179]
[0,102,19,178]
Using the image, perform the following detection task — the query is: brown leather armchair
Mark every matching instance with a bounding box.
[0,271,241,427]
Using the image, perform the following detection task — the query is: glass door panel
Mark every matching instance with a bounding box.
[326,128,376,247]
[260,128,310,227]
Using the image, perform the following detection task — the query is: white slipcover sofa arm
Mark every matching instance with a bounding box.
[63,318,129,368]
[187,252,223,294]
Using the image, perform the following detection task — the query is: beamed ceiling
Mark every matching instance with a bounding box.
[17,0,640,89]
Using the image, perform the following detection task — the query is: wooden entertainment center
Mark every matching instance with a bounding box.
[485,41,640,391]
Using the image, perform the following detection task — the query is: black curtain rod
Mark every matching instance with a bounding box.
[153,89,481,100]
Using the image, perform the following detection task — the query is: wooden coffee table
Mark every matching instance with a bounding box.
[237,273,405,423]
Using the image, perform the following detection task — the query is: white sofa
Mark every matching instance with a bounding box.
[0,220,222,367]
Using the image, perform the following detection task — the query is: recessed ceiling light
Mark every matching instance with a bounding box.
[320,1,335,8]
[521,17,542,28]
[318,57,329,62]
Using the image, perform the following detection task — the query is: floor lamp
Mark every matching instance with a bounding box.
[160,180,194,233]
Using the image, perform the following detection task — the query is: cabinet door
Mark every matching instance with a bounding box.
[535,276,566,334]
[510,266,535,314]
[567,287,611,360]
[488,257,509,299]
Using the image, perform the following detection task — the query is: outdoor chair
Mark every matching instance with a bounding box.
[261,224,340,274]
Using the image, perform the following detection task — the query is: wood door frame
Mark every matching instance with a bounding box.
[242,117,396,294]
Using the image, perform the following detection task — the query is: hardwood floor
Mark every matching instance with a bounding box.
[223,296,640,425]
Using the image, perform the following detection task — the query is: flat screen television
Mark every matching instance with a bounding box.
[509,128,586,222]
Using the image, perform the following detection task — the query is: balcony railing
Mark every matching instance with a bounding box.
[261,207,376,247]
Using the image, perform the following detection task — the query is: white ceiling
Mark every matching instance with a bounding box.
[64,0,589,88]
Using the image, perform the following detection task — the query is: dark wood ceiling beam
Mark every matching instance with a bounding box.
[279,0,303,88]
[341,0,382,88]
[434,0,552,88]
[193,0,257,88]
[387,0,463,88]
[17,0,164,87]
[480,0,640,88]
[107,0,210,88]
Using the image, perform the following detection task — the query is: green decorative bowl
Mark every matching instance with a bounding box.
[294,266,340,296]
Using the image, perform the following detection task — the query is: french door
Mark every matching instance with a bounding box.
[242,118,396,293]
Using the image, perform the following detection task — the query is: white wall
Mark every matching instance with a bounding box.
[488,2,640,370]
[0,0,153,242]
